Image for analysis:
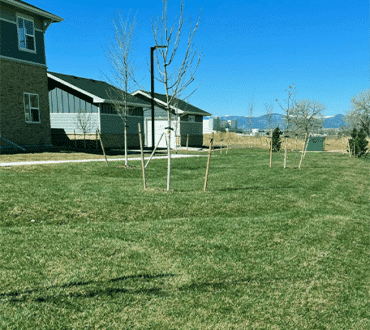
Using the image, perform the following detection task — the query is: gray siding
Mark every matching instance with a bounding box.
[50,113,100,134]
[100,114,143,135]
[0,21,46,64]
[49,87,99,113]
[180,122,203,135]
[180,114,203,122]
[0,3,44,30]
[143,106,169,119]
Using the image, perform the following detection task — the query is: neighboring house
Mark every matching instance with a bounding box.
[227,119,238,130]
[203,116,238,134]
[0,0,63,149]
[203,116,221,134]
[48,72,151,148]
[132,90,211,148]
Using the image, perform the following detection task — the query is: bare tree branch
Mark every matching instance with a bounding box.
[75,108,96,149]
[102,10,141,166]
[289,99,325,137]
[264,101,274,131]
[248,96,254,134]
[345,89,370,137]
[151,0,202,190]
[276,84,296,135]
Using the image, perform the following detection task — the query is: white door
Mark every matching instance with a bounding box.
[145,119,177,149]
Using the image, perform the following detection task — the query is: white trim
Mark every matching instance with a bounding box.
[24,92,41,124]
[2,0,63,22]
[133,90,212,117]
[131,90,211,116]
[47,73,105,103]
[16,14,36,54]
[0,55,47,68]
[0,17,16,24]
[98,104,102,132]
[132,90,184,115]
[104,99,149,107]
[188,115,195,122]
[0,16,44,32]
[100,113,143,118]
[48,75,150,108]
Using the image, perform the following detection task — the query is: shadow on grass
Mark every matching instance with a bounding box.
[219,185,300,191]
[177,275,314,293]
[1,273,175,303]
[3,274,317,304]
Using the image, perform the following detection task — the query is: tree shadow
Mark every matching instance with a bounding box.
[177,274,313,293]
[219,185,300,191]
[1,273,175,303]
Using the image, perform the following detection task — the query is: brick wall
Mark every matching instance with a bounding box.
[0,58,51,147]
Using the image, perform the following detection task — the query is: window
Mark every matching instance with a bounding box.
[24,93,40,123]
[128,107,143,116]
[188,115,195,122]
[18,16,35,52]
[101,104,115,114]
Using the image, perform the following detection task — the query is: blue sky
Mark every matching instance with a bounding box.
[36,0,369,117]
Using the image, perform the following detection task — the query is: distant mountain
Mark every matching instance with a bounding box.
[321,114,347,129]
[218,114,346,130]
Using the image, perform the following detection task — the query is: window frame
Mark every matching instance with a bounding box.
[24,93,41,123]
[188,115,195,122]
[17,14,36,53]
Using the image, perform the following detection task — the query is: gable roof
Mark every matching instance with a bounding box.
[1,0,63,23]
[132,90,212,117]
[48,72,151,108]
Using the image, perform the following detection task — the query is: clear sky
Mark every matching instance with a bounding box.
[36,0,369,117]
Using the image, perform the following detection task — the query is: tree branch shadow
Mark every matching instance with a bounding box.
[1,273,175,303]
[219,185,300,191]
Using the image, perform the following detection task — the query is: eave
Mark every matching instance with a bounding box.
[132,90,184,115]
[48,72,105,104]
[2,0,63,23]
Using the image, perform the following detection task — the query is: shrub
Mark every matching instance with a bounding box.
[348,127,369,158]
[272,126,283,152]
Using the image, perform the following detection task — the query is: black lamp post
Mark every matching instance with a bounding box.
[150,45,167,151]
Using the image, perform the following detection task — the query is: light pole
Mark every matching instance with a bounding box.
[151,45,167,151]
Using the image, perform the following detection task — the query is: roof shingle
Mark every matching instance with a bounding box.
[48,72,150,107]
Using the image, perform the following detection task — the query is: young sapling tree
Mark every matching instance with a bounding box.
[75,108,95,149]
[152,0,202,190]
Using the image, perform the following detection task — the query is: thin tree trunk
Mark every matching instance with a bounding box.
[124,123,128,166]
[98,130,109,166]
[295,135,298,159]
[167,126,171,191]
[284,137,288,168]
[269,129,273,167]
[204,132,214,192]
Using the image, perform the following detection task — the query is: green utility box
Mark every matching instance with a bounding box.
[306,136,326,152]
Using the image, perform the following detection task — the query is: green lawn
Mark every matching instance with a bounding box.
[0,149,369,329]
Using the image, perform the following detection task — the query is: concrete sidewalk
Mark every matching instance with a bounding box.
[0,154,205,167]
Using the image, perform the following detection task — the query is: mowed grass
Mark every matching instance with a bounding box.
[0,148,369,329]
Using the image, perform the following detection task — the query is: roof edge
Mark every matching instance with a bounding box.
[132,90,183,114]
[132,90,212,116]
[48,72,105,103]
[2,0,63,22]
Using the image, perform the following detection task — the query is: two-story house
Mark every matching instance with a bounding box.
[0,0,62,150]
